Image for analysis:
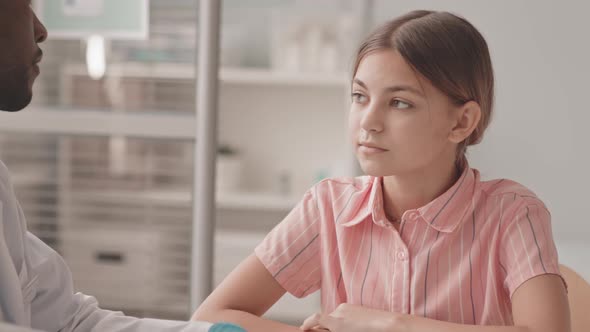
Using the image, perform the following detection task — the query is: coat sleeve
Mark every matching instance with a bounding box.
[25,231,226,332]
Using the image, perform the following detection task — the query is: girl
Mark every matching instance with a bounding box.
[193,10,570,332]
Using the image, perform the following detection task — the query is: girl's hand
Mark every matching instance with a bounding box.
[300,304,404,332]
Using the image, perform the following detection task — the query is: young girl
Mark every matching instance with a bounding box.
[193,10,570,332]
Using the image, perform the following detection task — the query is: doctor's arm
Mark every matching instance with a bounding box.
[24,233,228,332]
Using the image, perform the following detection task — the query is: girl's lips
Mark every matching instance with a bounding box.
[358,144,388,154]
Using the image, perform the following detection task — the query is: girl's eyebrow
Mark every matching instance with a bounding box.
[353,78,425,97]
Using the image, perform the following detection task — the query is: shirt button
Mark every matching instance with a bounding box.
[408,211,420,221]
[397,251,407,261]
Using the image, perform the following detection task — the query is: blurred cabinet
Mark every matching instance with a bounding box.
[55,60,348,321]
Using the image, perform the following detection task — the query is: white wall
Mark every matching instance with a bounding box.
[373,0,590,278]
[218,84,350,197]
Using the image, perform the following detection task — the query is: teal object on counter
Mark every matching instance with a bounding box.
[209,322,247,332]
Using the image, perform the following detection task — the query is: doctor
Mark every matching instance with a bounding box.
[0,1,244,331]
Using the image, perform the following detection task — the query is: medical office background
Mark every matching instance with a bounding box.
[0,0,588,325]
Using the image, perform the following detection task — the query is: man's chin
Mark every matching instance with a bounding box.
[0,71,34,112]
[0,92,33,112]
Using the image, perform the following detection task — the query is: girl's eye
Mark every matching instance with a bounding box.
[351,93,368,104]
[391,99,412,110]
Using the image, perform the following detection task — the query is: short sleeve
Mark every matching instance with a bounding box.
[499,203,565,298]
[255,188,322,298]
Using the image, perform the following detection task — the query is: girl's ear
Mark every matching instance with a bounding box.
[448,101,481,144]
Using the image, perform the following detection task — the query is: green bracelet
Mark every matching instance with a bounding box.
[209,322,247,332]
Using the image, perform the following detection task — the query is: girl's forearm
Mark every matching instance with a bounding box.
[194,308,304,332]
[398,315,530,332]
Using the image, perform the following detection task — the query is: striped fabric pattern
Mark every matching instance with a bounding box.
[254,166,563,325]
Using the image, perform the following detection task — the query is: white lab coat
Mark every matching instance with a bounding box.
[0,160,219,332]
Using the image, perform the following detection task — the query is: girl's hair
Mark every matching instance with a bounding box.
[353,10,494,159]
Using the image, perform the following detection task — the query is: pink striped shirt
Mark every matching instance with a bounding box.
[255,165,564,325]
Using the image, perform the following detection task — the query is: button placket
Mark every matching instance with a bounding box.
[391,243,410,314]
[396,251,407,261]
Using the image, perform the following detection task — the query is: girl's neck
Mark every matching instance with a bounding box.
[381,155,462,222]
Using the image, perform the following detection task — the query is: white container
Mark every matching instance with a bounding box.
[216,154,242,193]
[61,227,166,309]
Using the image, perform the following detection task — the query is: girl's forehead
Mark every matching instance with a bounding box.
[355,50,423,88]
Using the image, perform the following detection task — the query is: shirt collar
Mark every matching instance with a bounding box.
[339,165,478,233]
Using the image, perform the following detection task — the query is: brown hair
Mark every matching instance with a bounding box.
[353,10,494,158]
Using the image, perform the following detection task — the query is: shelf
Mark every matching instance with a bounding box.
[216,191,298,210]
[10,168,55,187]
[62,62,349,87]
[0,108,196,139]
[68,188,298,211]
